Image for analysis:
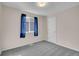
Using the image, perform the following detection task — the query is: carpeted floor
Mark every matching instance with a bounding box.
[1,41,79,56]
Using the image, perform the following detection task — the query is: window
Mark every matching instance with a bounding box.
[30,22,34,32]
[26,22,29,33]
[26,17,34,33]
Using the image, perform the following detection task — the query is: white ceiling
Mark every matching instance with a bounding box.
[1,2,79,16]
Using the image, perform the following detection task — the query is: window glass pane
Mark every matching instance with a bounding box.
[30,22,34,31]
[26,22,29,32]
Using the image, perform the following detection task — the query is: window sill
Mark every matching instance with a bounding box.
[26,31,34,34]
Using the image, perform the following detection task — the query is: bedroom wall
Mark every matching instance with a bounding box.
[50,5,79,51]
[1,5,48,50]
[0,3,2,54]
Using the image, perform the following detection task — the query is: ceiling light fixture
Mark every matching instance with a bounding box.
[37,2,47,7]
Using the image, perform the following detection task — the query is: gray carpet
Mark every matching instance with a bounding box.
[1,41,79,56]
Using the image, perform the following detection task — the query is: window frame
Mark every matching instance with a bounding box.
[26,17,34,33]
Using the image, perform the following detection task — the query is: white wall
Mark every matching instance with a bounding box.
[47,16,56,43]
[0,3,2,54]
[1,5,48,51]
[49,5,79,51]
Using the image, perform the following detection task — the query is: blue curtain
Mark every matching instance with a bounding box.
[20,14,26,38]
[34,17,38,36]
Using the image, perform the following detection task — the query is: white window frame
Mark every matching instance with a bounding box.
[26,17,34,33]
